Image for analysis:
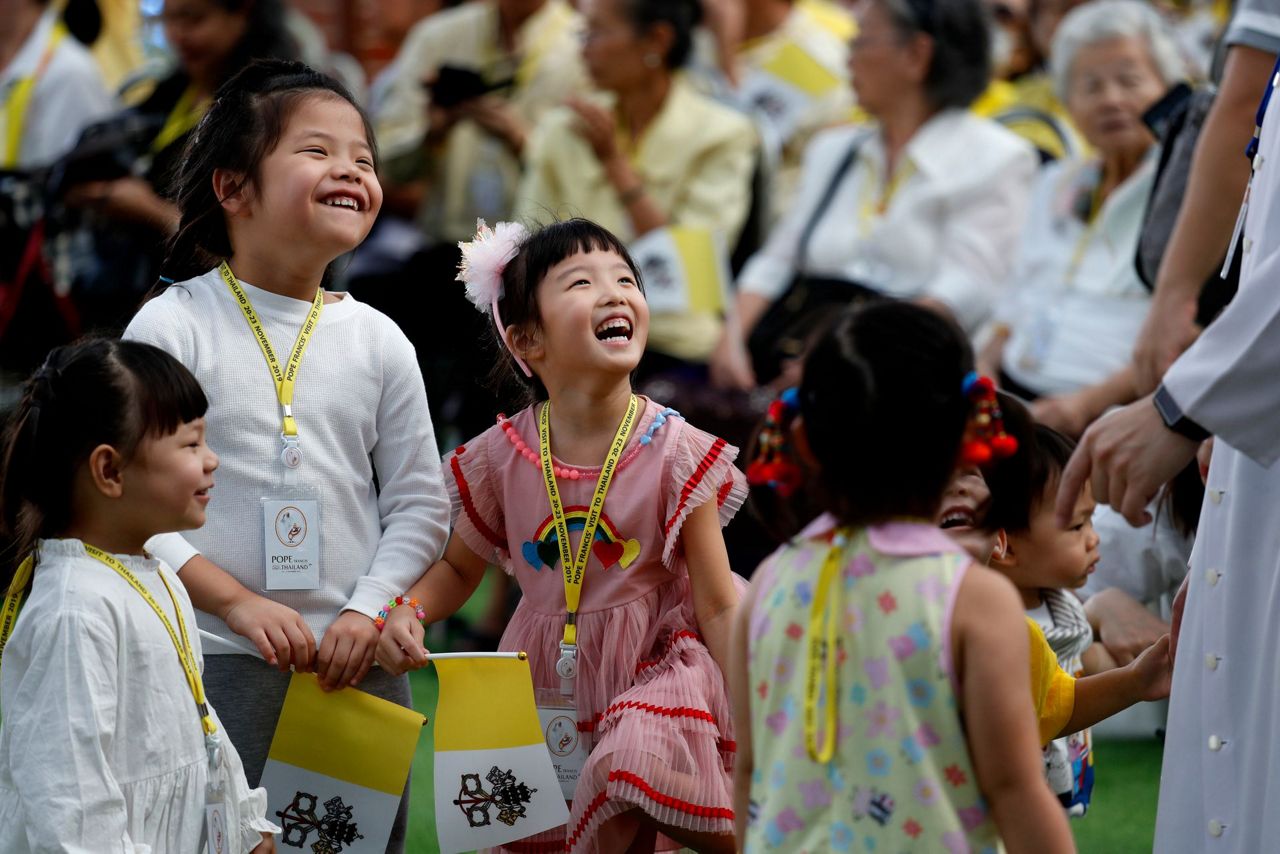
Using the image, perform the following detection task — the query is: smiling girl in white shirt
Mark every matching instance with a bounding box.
[123,60,449,851]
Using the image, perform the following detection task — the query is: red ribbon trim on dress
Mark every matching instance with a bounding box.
[451,451,506,549]
[663,438,727,537]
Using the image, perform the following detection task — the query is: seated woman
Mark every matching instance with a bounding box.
[711,0,1037,389]
[982,0,1186,436]
[514,0,757,366]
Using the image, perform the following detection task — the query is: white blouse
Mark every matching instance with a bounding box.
[0,540,277,853]
[737,110,1037,331]
[999,154,1157,396]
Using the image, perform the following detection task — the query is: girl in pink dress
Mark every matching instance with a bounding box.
[377,219,745,852]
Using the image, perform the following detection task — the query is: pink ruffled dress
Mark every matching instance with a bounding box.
[444,396,747,852]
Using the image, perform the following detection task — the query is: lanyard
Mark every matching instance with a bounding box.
[857,155,916,236]
[540,394,638,692]
[805,529,848,763]
[82,545,218,738]
[0,547,218,742]
[219,261,323,469]
[1221,55,1280,279]
[2,22,67,169]
[151,85,208,154]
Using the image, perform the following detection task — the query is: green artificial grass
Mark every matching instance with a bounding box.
[1071,739,1164,853]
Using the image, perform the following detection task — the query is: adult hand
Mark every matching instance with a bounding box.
[1055,394,1200,528]
[566,96,618,163]
[63,177,176,231]
[1132,293,1200,396]
[1084,587,1171,666]
[1169,573,1190,664]
[223,594,317,672]
[376,606,431,676]
[1031,391,1095,440]
[316,610,380,690]
[458,96,528,155]
[708,331,757,390]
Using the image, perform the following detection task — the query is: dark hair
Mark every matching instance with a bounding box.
[489,218,644,405]
[620,0,703,69]
[0,339,208,588]
[983,392,1076,532]
[883,0,993,109]
[61,0,102,45]
[798,301,975,527]
[158,59,377,285]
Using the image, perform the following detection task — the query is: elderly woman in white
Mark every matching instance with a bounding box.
[710,0,1037,388]
[983,0,1185,436]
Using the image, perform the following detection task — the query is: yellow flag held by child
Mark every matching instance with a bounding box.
[433,655,569,853]
[260,673,424,853]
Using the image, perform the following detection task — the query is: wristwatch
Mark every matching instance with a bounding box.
[1153,384,1210,442]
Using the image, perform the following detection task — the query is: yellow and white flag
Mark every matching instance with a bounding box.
[739,40,843,155]
[260,673,424,853]
[433,656,569,854]
[629,226,732,317]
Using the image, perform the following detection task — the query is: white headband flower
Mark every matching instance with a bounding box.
[456,219,533,377]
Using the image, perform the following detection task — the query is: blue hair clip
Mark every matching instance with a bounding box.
[780,387,800,410]
[961,371,980,395]
[158,276,175,284]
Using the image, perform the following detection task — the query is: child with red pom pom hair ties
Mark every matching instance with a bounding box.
[731,301,1074,853]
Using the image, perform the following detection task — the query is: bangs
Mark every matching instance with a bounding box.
[116,341,209,441]
[517,218,644,295]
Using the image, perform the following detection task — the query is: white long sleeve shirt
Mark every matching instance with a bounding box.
[736,111,1037,331]
[0,540,278,853]
[125,270,450,647]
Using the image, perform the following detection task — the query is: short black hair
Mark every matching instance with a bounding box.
[491,218,644,403]
[799,301,975,527]
[1,339,208,583]
[983,392,1076,532]
[620,0,703,69]
[883,0,993,110]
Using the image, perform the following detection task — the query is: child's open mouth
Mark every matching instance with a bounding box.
[938,507,976,529]
[594,317,633,343]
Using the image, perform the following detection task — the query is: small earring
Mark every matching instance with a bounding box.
[643,53,661,68]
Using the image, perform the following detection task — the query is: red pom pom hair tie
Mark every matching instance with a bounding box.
[374,596,427,632]
[959,372,1018,467]
[746,387,804,498]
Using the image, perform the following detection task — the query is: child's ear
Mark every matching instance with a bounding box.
[212,169,252,216]
[86,444,126,499]
[988,529,1016,569]
[507,324,544,365]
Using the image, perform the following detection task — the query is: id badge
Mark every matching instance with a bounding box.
[262,488,321,590]
[1017,307,1056,373]
[204,743,228,854]
[536,688,589,800]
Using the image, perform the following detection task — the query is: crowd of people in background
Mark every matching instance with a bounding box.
[2,0,1279,851]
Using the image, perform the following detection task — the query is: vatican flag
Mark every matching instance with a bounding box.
[739,40,844,156]
[433,655,570,854]
[259,673,424,853]
[629,226,732,318]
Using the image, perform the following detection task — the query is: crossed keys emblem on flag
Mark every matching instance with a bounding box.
[454,767,538,828]
[276,791,365,852]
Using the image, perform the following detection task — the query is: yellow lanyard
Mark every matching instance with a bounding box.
[150,85,209,154]
[539,394,638,649]
[857,156,916,236]
[805,529,848,763]
[1064,183,1105,289]
[0,547,217,739]
[219,260,323,441]
[2,22,67,169]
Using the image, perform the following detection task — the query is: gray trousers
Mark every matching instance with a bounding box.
[203,655,412,853]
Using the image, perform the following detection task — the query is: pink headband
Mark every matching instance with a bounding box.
[457,220,532,378]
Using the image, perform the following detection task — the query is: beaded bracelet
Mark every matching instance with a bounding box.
[374,596,426,632]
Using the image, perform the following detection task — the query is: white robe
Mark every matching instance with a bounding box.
[1154,70,1280,852]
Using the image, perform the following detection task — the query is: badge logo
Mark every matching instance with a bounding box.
[274,505,308,548]
[545,714,578,758]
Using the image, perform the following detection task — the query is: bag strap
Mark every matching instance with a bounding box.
[793,131,869,270]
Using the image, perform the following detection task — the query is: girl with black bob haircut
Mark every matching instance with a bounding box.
[0,338,278,852]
